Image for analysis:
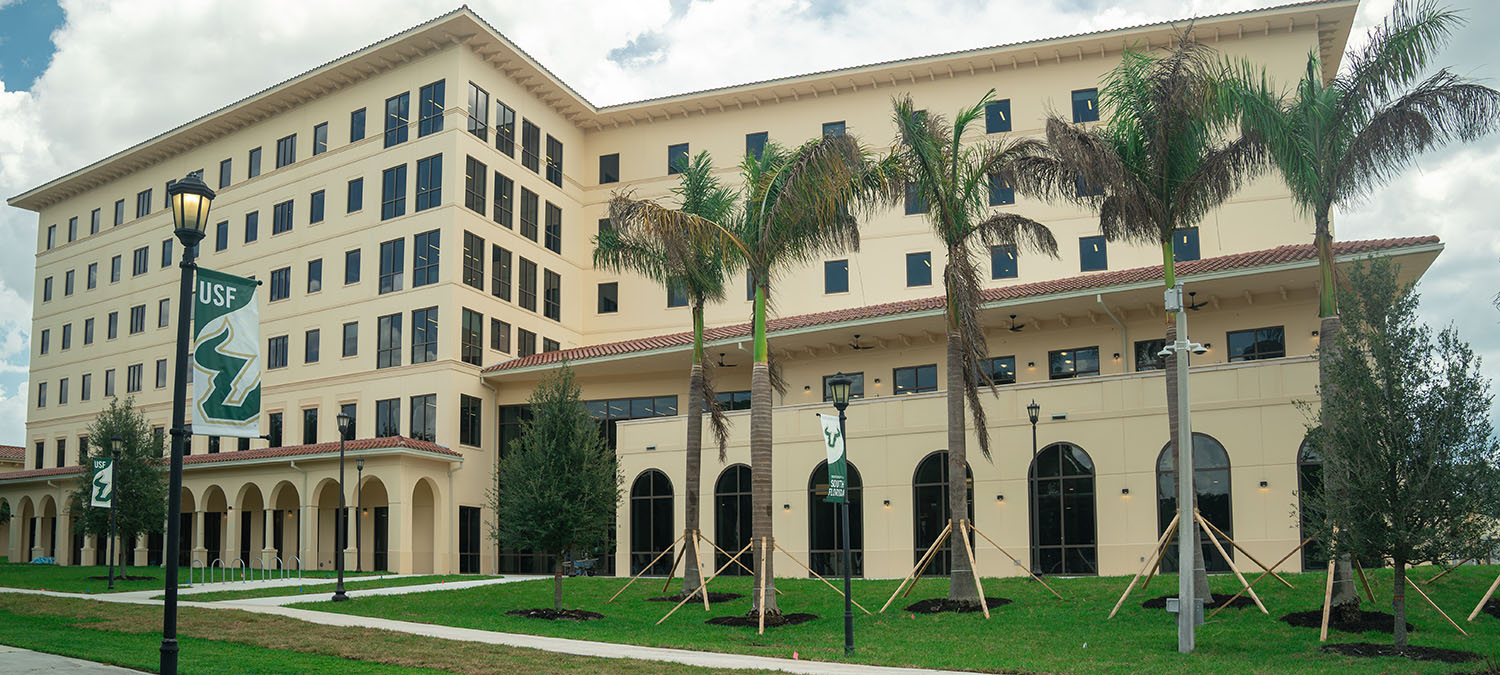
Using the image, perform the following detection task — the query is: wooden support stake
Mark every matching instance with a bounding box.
[1406,575,1468,636]
[757,536,768,635]
[1353,559,1375,603]
[1207,537,1312,621]
[958,520,990,619]
[693,530,711,611]
[662,543,686,592]
[904,524,953,599]
[1466,572,1500,622]
[657,540,751,625]
[970,523,1063,600]
[1199,517,1294,589]
[700,534,783,595]
[1141,517,1181,593]
[609,530,686,603]
[1319,560,1336,642]
[1424,556,1474,586]
[880,521,951,613]
[1109,513,1179,619]
[1197,511,1266,615]
[773,540,872,615]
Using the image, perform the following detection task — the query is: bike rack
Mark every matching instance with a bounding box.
[285,555,302,580]
[229,558,245,582]
[272,556,283,580]
[209,558,225,584]
[188,559,205,586]
[250,558,264,582]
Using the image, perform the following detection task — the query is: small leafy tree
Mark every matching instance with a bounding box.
[1305,258,1500,648]
[490,367,621,610]
[69,397,168,567]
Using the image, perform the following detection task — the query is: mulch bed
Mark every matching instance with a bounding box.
[706,612,818,628]
[86,575,155,581]
[504,608,604,621]
[646,592,744,603]
[905,598,1013,614]
[1482,599,1500,620]
[1281,609,1413,634]
[1320,642,1480,663]
[1141,593,1255,610]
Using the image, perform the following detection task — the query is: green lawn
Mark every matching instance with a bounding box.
[177,574,492,602]
[295,564,1500,674]
[0,562,390,594]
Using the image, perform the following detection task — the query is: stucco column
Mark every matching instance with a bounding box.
[30,517,43,560]
[299,503,315,573]
[260,509,276,571]
[224,508,241,576]
[133,534,147,567]
[7,516,21,562]
[191,509,207,567]
[55,510,72,566]
[389,494,409,574]
[343,506,358,571]
[81,534,97,568]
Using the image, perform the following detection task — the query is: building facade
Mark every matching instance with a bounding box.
[3,1,1438,580]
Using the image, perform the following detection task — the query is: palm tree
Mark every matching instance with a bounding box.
[596,151,737,599]
[890,91,1058,604]
[1224,0,1500,612]
[1015,32,1265,601]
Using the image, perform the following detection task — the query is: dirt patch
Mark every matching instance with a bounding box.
[85,575,155,581]
[1141,593,1256,610]
[905,598,1013,614]
[706,612,818,628]
[1320,642,1479,663]
[1482,599,1500,620]
[504,608,604,621]
[1281,609,1413,634]
[646,592,743,603]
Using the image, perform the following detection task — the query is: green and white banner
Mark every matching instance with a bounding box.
[819,414,846,504]
[192,268,262,438]
[90,457,114,508]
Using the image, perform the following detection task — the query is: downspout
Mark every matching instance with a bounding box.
[1097,294,1128,373]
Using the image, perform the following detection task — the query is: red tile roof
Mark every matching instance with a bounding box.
[485,235,1439,374]
[0,445,23,462]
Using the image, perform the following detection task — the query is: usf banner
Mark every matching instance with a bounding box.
[819,414,847,503]
[90,457,114,508]
[192,268,262,437]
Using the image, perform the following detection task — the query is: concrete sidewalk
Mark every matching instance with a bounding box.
[0,645,145,674]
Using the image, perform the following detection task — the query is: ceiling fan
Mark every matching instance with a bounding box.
[849,334,876,351]
[1186,291,1208,311]
[716,352,738,368]
[1007,314,1025,333]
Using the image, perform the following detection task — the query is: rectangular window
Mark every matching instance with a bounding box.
[822,372,865,401]
[350,107,366,142]
[268,413,283,448]
[543,269,561,321]
[81,373,91,402]
[303,408,318,445]
[1048,346,1101,379]
[307,258,322,293]
[904,181,926,215]
[342,321,358,357]
[519,188,538,240]
[347,178,363,213]
[822,120,846,136]
[248,147,262,178]
[61,324,71,350]
[983,356,1017,385]
[215,221,228,252]
[493,172,513,227]
[275,134,296,168]
[129,305,145,334]
[906,251,932,287]
[666,283,688,308]
[517,329,537,357]
[136,189,152,218]
[1173,227,1201,263]
[543,338,560,353]
[518,257,537,311]
[985,99,1012,133]
[745,132,768,161]
[545,135,563,187]
[990,244,1018,279]
[1079,235,1107,272]
[127,364,142,393]
[114,199,124,226]
[1227,326,1286,362]
[268,335,288,369]
[988,174,1015,206]
[381,165,407,220]
[87,263,97,289]
[379,238,404,293]
[57,378,68,405]
[385,92,410,147]
[207,436,219,454]
[598,153,619,184]
[305,329,320,363]
[67,216,77,242]
[105,369,115,397]
[666,142,689,174]
[466,82,488,139]
[65,270,74,296]
[157,298,170,327]
[45,225,55,250]
[1071,88,1100,123]
[37,382,46,407]
[89,208,100,235]
[160,239,173,268]
[154,359,166,388]
[39,329,48,355]
[55,439,66,466]
[312,122,328,155]
[544,202,562,254]
[491,245,512,300]
[83,318,93,345]
[597,282,618,314]
[1074,173,1104,197]
[344,249,360,284]
[269,267,290,301]
[461,308,483,365]
[462,232,484,289]
[491,318,511,352]
[521,119,541,172]
[459,395,482,446]
[460,156,488,215]
[893,364,938,395]
[219,159,232,188]
[309,190,325,224]
[713,390,751,411]
[824,260,849,294]
[244,211,259,242]
[376,313,402,368]
[41,278,51,302]
[411,306,438,364]
[418,80,445,136]
[496,101,516,156]
[415,154,442,212]
[413,229,440,287]
[375,398,399,437]
[107,312,118,339]
[272,199,294,235]
[1134,338,1167,372]
[409,394,436,442]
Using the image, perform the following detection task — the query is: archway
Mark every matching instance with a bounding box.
[268,481,300,568]
[411,478,437,574]
[1156,433,1233,573]
[0,497,10,563]
[313,478,345,571]
[912,451,973,575]
[234,483,265,569]
[713,465,751,575]
[629,469,674,575]
[809,460,863,577]
[38,495,58,560]
[202,485,229,565]
[1029,442,1097,575]
[357,476,390,571]
[1297,440,1327,571]
[177,487,196,567]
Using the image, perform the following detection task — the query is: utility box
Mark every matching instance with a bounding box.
[1165,597,1205,626]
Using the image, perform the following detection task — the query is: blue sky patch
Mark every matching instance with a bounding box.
[0,0,64,91]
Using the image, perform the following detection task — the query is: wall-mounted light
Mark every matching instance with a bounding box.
[1311,330,1319,338]
[882,499,891,509]
[1259,480,1269,489]
[995,494,1004,502]
[1112,353,1121,361]
[783,504,790,512]
[874,378,881,385]
[1026,362,1036,369]
[803,385,811,392]
[1121,488,1130,496]
[1202,342,1212,350]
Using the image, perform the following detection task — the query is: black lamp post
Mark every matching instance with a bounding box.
[355,457,364,573]
[162,172,214,675]
[107,435,123,590]
[1026,399,1041,576]
[827,372,855,657]
[333,412,353,601]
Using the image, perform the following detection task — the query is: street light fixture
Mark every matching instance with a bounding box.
[826,372,854,656]
[107,435,123,590]
[356,456,365,573]
[161,172,214,675]
[333,412,353,602]
[1026,400,1040,577]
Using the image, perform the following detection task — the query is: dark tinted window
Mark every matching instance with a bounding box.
[1049,347,1100,379]
[667,143,689,174]
[1071,88,1099,123]
[1227,326,1285,362]
[905,251,931,287]
[745,132,767,160]
[1173,227,1201,262]
[893,364,938,395]
[985,99,1012,133]
[990,245,1017,279]
[1079,236,1107,272]
[824,260,848,294]
[599,153,619,184]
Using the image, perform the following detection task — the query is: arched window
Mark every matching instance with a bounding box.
[1029,442,1097,575]
[1298,441,1328,571]
[1156,433,1233,573]
[809,461,863,577]
[630,470,674,575]
[912,451,973,575]
[713,465,751,575]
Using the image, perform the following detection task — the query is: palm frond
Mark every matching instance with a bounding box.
[700,358,730,462]
[759,133,874,271]
[1171,133,1268,229]
[1335,0,1465,126]
[972,212,1059,258]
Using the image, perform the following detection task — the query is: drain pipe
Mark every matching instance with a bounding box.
[1097,294,1128,372]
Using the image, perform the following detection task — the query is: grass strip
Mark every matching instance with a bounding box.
[176,574,490,601]
[0,562,385,594]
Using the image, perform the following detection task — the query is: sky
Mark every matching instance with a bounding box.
[0,0,1496,446]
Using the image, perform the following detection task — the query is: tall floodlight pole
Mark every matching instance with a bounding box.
[1163,282,1199,654]
[162,173,215,675]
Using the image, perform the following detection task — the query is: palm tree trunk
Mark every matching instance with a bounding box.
[945,326,979,603]
[683,362,704,597]
[1161,241,1211,603]
[1315,210,1358,614]
[749,285,778,615]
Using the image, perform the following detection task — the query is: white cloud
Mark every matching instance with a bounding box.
[0,381,27,446]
